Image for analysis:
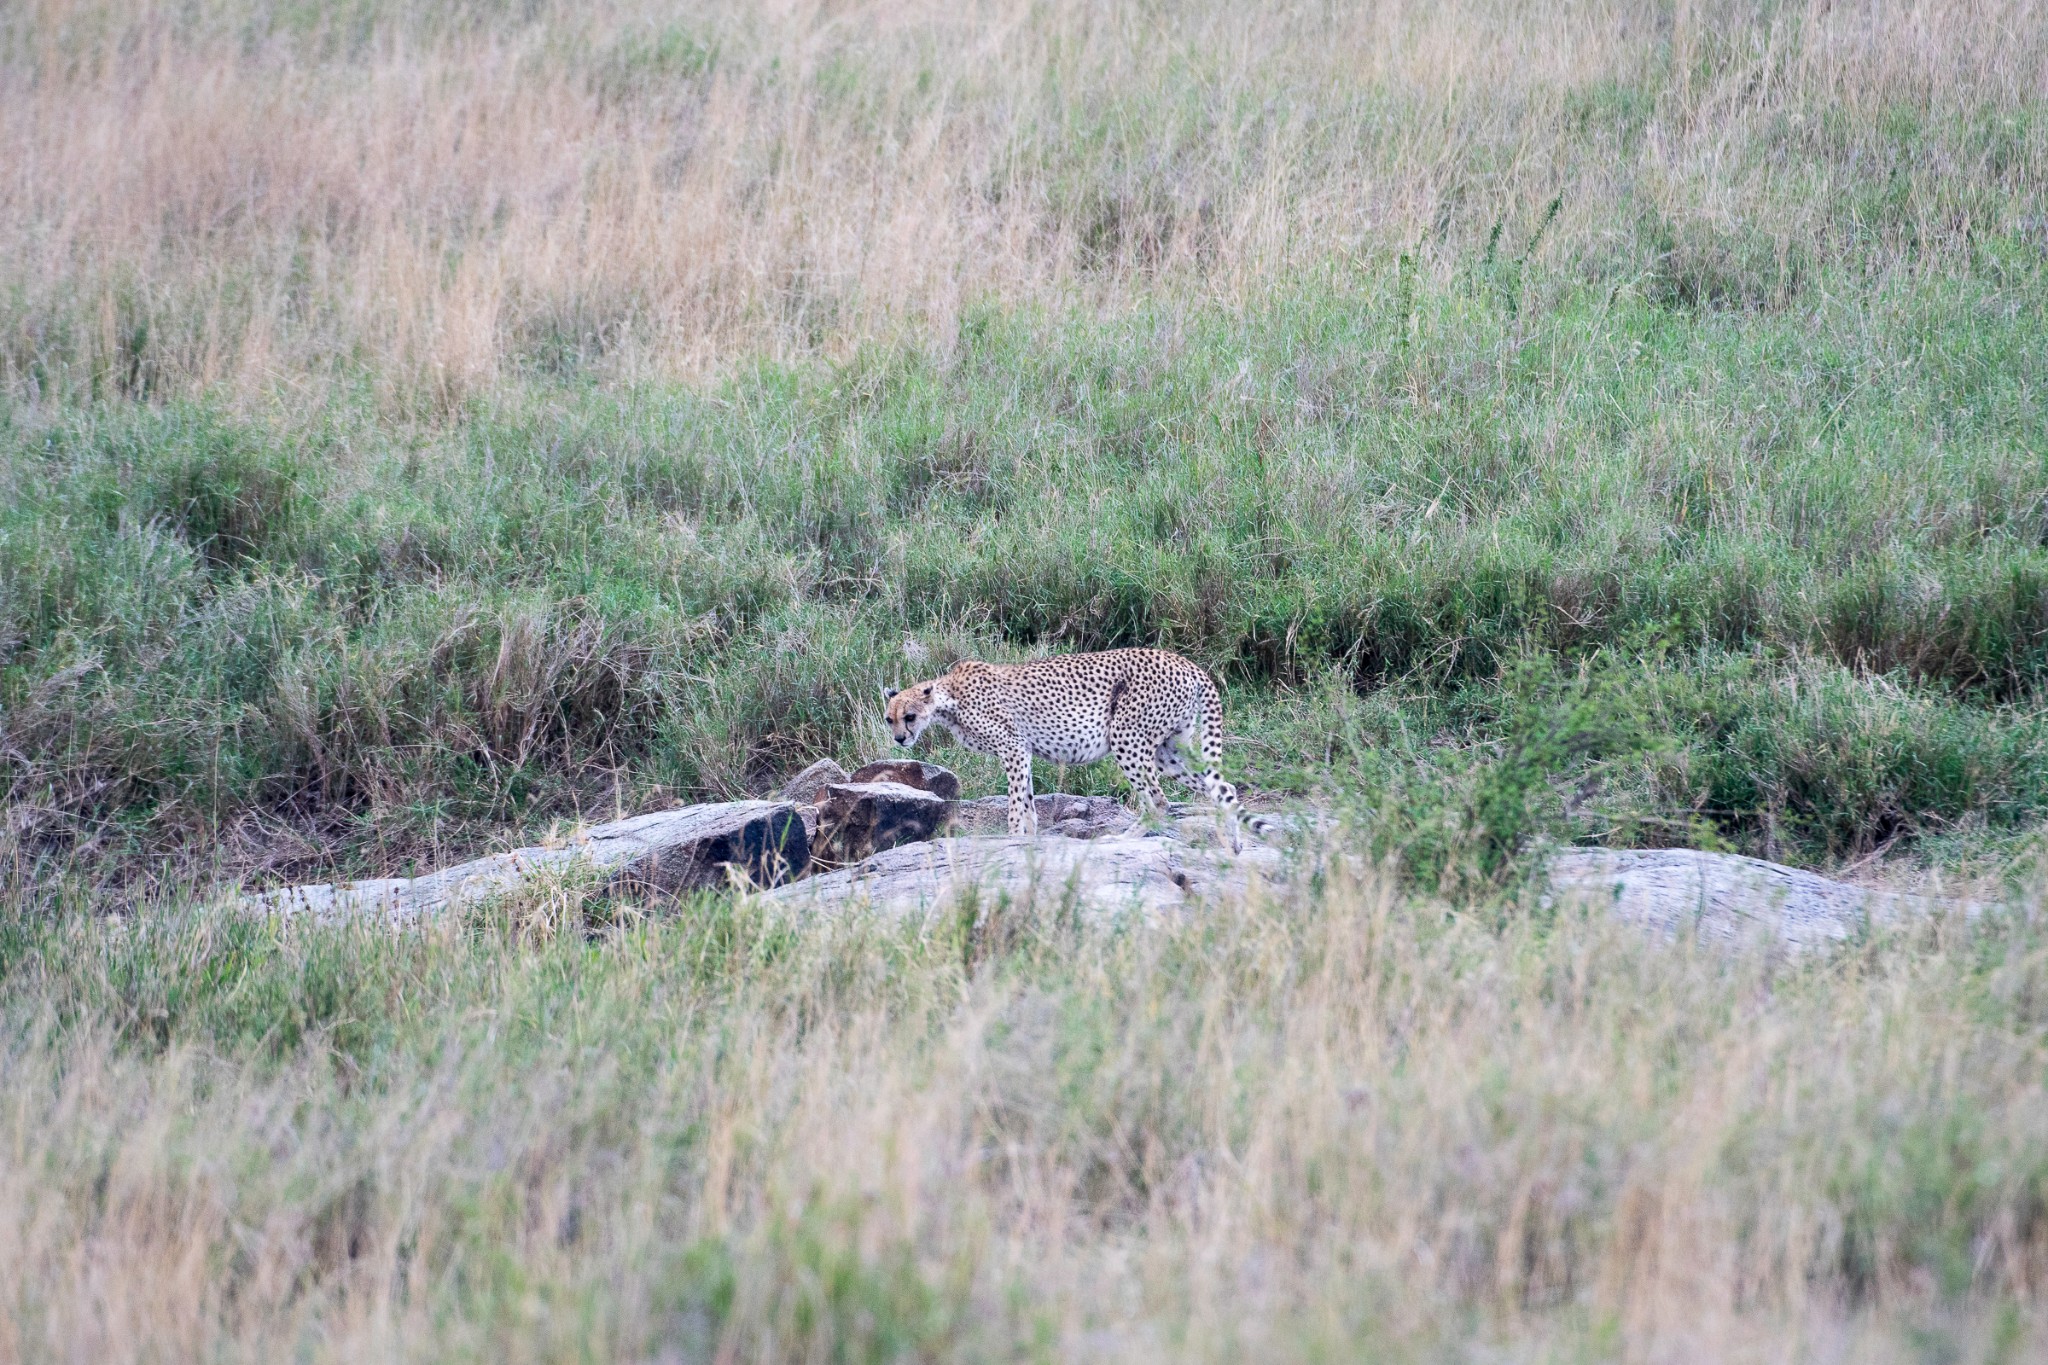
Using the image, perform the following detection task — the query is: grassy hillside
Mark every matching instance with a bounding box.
[8,271,2048,892]
[4,0,2048,1357]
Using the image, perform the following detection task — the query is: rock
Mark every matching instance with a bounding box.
[1543,847,1989,952]
[592,803,808,893]
[255,877,418,920]
[945,793,1139,839]
[763,832,1287,922]
[815,781,951,864]
[778,758,850,804]
[250,801,809,922]
[944,795,1287,846]
[845,759,961,800]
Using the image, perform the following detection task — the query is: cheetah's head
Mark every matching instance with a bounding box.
[882,681,941,747]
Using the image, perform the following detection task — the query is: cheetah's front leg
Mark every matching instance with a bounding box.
[1000,744,1038,837]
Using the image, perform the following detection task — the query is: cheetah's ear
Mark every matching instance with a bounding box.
[881,685,899,702]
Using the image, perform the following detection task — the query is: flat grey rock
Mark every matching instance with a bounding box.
[943,793,1140,839]
[244,790,1992,956]
[1543,847,1991,951]
[249,801,809,922]
[762,832,1287,922]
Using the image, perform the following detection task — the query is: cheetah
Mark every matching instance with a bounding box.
[882,648,1257,850]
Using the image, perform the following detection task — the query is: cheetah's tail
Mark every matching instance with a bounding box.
[1192,670,1280,846]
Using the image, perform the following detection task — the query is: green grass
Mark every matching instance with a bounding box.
[5,262,2046,890]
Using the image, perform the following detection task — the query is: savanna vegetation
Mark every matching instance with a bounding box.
[3,0,2046,1358]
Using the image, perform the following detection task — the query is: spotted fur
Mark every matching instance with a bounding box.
[883,648,1255,849]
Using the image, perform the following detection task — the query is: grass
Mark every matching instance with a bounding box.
[3,870,2046,1361]
[6,269,2046,888]
[3,0,2043,403]
[4,0,2048,1356]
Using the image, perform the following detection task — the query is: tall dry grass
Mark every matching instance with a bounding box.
[3,865,2045,1361]
[3,0,2042,409]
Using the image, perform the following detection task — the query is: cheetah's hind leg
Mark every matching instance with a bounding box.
[1110,735,1170,820]
[1155,731,1202,795]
